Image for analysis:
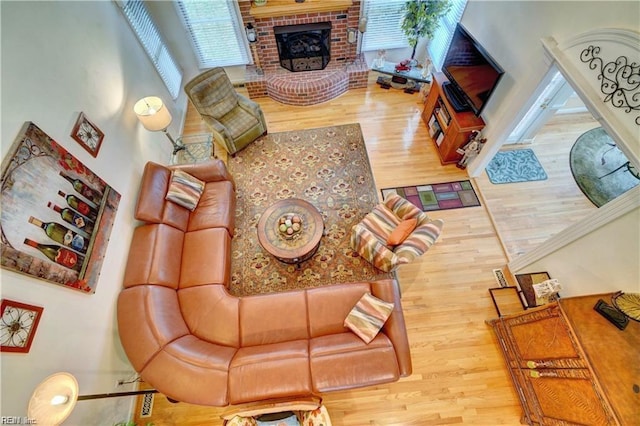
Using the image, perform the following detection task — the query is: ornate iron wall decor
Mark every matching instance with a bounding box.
[580,45,640,125]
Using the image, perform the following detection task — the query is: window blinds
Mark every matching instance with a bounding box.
[361,0,408,52]
[175,0,250,69]
[427,0,468,71]
[119,0,183,99]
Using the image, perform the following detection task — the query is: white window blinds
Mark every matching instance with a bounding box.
[118,0,183,99]
[175,0,250,69]
[361,0,408,52]
[427,0,468,71]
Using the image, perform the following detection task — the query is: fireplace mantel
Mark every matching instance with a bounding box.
[249,0,353,19]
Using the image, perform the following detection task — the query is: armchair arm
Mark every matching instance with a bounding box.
[394,219,444,264]
[350,223,399,273]
[169,159,235,189]
[237,94,263,116]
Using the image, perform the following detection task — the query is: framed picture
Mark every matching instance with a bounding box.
[515,271,552,308]
[489,287,527,317]
[1,122,121,293]
[71,112,104,157]
[1,299,44,353]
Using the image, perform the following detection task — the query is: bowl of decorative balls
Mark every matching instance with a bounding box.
[278,213,303,239]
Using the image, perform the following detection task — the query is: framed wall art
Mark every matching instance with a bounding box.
[1,122,121,293]
[1,299,44,353]
[71,112,104,157]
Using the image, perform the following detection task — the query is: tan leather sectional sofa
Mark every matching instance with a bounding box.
[117,160,412,406]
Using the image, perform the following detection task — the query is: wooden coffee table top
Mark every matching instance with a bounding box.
[257,198,323,263]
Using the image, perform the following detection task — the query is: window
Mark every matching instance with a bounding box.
[427,0,468,71]
[175,0,250,69]
[361,0,408,52]
[118,0,183,99]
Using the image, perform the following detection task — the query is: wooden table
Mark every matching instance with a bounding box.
[257,198,323,266]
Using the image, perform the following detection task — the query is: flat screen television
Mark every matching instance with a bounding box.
[441,24,504,116]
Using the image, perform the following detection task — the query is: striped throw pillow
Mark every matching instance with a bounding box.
[165,170,205,211]
[344,293,394,344]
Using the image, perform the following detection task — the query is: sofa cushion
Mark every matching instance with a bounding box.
[178,285,240,347]
[229,340,311,405]
[306,282,371,338]
[117,285,190,372]
[180,228,231,288]
[166,169,205,211]
[123,224,184,289]
[135,162,190,231]
[240,291,309,346]
[141,335,235,406]
[188,180,236,235]
[344,292,394,344]
[309,332,399,393]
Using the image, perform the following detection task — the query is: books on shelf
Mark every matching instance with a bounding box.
[428,114,440,138]
[435,131,445,147]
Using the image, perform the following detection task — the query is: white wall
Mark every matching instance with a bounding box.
[522,206,640,297]
[1,2,185,424]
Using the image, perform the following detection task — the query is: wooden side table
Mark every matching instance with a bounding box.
[170,133,214,165]
[257,199,324,267]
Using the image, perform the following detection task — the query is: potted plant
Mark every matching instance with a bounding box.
[400,0,452,62]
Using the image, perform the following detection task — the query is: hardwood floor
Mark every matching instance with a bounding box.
[135,77,526,425]
[474,111,599,261]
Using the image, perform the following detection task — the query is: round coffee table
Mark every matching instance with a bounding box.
[257,198,324,266]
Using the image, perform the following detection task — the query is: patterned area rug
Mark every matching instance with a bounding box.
[381,180,480,211]
[570,127,639,207]
[486,149,548,184]
[228,124,390,296]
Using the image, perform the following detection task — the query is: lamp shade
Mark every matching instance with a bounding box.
[134,96,172,132]
[28,372,79,425]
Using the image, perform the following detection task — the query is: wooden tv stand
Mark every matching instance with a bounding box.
[421,73,485,165]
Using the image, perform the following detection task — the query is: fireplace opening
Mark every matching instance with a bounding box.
[274,22,331,72]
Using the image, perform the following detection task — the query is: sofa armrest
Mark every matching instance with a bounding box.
[370,279,412,377]
[169,159,235,189]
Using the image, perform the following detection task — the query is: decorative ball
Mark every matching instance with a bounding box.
[278,213,303,239]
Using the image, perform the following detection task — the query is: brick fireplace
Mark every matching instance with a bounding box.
[239,0,368,106]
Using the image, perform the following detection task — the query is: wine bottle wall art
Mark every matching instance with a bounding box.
[1,122,121,294]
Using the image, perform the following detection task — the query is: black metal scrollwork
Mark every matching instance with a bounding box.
[580,45,640,125]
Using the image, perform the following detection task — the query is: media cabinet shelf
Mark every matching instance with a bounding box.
[421,73,485,165]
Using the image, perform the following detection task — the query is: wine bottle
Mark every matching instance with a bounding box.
[23,238,84,271]
[28,216,88,253]
[59,171,102,205]
[58,190,98,220]
[47,202,95,234]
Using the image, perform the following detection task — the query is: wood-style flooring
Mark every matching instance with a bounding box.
[133,75,594,425]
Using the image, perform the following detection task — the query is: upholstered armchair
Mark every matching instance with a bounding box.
[350,194,444,272]
[184,67,267,156]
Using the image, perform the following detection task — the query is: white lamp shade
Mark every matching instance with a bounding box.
[134,96,173,132]
[28,372,79,425]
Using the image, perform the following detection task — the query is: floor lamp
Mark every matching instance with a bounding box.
[28,372,157,425]
[134,96,185,155]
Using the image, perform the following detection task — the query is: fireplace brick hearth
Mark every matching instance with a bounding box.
[240,0,368,105]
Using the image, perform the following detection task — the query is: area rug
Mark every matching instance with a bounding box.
[228,124,390,296]
[381,180,480,211]
[570,127,639,207]
[485,149,547,184]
